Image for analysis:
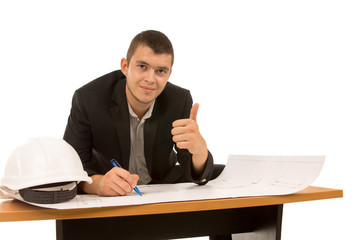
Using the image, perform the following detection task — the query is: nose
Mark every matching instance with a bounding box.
[145,70,156,84]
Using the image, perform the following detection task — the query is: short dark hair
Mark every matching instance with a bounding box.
[126,30,174,66]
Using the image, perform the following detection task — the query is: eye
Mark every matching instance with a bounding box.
[138,65,146,70]
[157,69,167,75]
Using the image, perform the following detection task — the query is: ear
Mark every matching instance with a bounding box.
[120,58,128,76]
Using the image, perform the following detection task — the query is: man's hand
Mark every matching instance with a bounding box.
[80,168,139,196]
[171,103,208,174]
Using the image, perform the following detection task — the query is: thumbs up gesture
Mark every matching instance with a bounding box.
[172,103,208,172]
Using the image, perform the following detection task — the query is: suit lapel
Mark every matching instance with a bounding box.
[110,78,131,170]
[144,103,160,173]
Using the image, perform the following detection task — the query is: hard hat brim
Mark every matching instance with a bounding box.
[1,169,92,190]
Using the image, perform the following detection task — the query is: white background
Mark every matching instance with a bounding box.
[0,1,359,239]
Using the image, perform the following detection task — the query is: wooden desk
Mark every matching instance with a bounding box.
[0,186,342,240]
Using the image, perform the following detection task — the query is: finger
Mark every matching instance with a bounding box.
[171,125,187,135]
[175,141,195,150]
[108,181,127,196]
[115,179,133,193]
[189,103,199,122]
[172,123,197,136]
[106,173,140,196]
[173,133,193,143]
[114,168,134,183]
[112,168,137,191]
[172,119,192,128]
[99,172,128,196]
[130,174,140,189]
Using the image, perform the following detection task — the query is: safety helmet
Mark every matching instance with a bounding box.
[1,137,92,204]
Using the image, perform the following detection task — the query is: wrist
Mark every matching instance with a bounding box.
[79,175,103,195]
[192,149,208,174]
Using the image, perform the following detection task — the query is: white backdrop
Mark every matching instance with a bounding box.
[0,1,359,239]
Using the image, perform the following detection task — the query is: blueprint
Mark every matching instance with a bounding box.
[0,155,325,209]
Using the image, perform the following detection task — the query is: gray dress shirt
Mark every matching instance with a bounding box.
[128,102,155,185]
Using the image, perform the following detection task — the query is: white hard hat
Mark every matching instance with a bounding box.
[1,137,92,203]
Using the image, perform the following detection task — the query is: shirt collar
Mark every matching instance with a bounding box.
[128,100,155,121]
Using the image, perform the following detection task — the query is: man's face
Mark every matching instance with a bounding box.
[121,45,172,109]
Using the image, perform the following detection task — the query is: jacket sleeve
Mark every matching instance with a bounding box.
[175,90,214,185]
[63,90,96,176]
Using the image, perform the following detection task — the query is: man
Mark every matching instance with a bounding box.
[64,30,220,197]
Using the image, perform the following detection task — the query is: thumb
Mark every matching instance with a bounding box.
[189,103,199,121]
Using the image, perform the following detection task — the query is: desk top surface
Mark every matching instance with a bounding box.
[0,186,342,222]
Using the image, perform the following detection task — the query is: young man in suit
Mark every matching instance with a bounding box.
[64,30,221,197]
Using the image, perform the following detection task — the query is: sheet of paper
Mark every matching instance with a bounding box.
[0,155,325,209]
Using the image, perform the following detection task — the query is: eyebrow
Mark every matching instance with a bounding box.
[136,60,170,71]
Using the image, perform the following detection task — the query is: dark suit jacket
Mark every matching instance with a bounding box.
[63,70,214,184]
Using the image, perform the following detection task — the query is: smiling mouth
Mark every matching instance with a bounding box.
[141,86,155,93]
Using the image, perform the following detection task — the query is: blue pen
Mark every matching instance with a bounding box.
[110,159,142,196]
